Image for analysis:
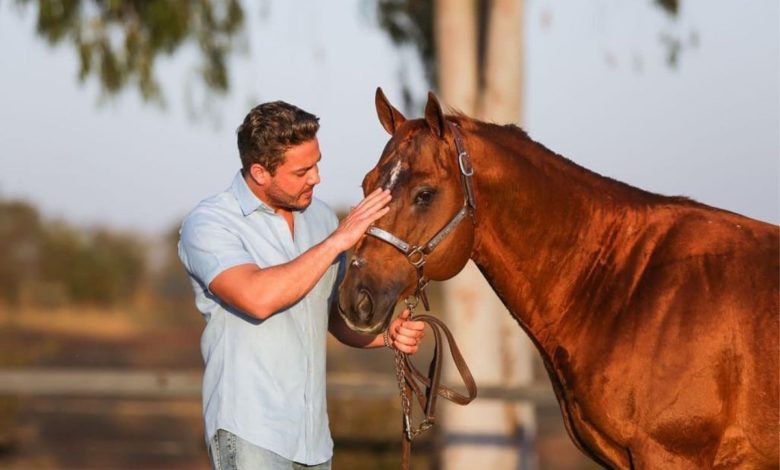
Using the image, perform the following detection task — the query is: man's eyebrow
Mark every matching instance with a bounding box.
[293,154,322,172]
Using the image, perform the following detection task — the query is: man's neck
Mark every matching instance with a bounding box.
[243,172,295,234]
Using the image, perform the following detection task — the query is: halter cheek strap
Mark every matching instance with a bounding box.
[366,204,469,258]
[366,226,410,254]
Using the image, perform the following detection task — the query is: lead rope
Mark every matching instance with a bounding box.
[389,294,478,470]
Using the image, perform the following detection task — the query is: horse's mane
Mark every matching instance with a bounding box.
[449,113,697,207]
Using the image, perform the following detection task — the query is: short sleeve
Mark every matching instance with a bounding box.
[178,216,255,288]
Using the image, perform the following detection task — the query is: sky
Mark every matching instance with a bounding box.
[0,0,777,236]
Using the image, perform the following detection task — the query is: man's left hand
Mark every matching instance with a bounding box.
[388,309,425,354]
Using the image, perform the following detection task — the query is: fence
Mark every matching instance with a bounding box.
[0,368,557,405]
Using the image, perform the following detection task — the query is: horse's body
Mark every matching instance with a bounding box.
[453,121,779,469]
[338,90,779,469]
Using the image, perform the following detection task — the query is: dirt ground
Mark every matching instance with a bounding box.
[0,308,595,469]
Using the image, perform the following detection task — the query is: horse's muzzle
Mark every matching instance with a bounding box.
[355,288,374,324]
[338,279,401,335]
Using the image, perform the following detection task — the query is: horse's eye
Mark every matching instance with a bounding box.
[414,189,436,206]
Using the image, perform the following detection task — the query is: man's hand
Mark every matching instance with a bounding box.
[388,309,425,354]
[330,188,391,251]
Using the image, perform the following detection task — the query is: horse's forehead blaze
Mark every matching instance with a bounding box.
[363,127,445,193]
[364,138,411,192]
[377,156,414,193]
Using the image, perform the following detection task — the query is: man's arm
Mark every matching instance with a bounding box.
[209,188,391,320]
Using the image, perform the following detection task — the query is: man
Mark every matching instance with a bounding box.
[178,101,424,469]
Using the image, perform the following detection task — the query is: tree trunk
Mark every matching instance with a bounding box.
[436,1,535,469]
[435,0,479,113]
[478,0,525,124]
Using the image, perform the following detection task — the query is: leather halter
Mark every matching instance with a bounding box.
[366,121,477,310]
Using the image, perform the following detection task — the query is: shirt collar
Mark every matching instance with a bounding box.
[231,170,276,216]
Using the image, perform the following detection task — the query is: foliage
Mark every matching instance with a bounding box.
[0,198,147,306]
[13,0,245,103]
[373,0,436,92]
[41,224,146,303]
[0,200,44,304]
[154,227,189,300]
[372,0,685,95]
[655,0,680,16]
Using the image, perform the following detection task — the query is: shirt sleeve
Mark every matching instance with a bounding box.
[178,215,255,289]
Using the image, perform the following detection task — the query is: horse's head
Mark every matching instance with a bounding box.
[338,89,476,334]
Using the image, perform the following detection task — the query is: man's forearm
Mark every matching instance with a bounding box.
[247,238,342,317]
[210,236,343,320]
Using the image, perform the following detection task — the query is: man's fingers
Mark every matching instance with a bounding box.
[401,319,425,330]
[355,189,390,211]
[394,334,419,347]
[355,188,387,209]
[347,204,390,232]
[353,188,384,211]
[397,326,424,340]
[365,206,390,225]
[352,191,391,218]
[334,189,392,250]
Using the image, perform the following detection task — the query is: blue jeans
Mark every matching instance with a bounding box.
[208,429,332,470]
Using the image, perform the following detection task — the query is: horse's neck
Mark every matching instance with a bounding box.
[466,129,648,353]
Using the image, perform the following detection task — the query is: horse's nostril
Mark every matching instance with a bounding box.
[356,289,374,323]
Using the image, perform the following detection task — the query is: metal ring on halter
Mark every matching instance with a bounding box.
[404,295,419,310]
[458,151,474,176]
[407,247,426,268]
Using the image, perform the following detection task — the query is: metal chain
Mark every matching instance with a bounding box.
[392,347,414,440]
[390,295,434,441]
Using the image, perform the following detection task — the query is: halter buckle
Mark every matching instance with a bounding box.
[458,151,474,177]
[407,247,426,268]
[419,419,434,433]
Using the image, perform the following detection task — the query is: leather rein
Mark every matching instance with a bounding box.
[365,122,478,469]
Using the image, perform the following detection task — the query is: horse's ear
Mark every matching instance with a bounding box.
[375,87,406,135]
[424,91,448,139]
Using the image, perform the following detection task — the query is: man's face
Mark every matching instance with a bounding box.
[264,138,321,211]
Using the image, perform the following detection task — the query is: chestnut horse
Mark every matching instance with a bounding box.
[338,89,779,469]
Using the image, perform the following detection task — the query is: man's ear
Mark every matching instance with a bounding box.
[248,163,270,186]
[375,87,406,135]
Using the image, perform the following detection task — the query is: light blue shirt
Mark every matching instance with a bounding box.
[178,171,341,465]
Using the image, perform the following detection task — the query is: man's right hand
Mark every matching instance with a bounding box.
[330,188,392,251]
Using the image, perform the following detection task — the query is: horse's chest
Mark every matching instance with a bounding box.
[553,346,635,422]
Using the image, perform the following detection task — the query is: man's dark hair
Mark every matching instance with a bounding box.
[236,101,320,175]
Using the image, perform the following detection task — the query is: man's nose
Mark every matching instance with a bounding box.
[308,167,320,185]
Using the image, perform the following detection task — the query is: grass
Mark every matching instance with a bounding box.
[0,307,146,341]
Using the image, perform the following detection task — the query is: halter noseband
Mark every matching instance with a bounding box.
[365,121,476,310]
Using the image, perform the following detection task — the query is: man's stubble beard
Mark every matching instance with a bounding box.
[266,180,313,212]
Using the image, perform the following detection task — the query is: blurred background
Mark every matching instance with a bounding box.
[0,0,777,469]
